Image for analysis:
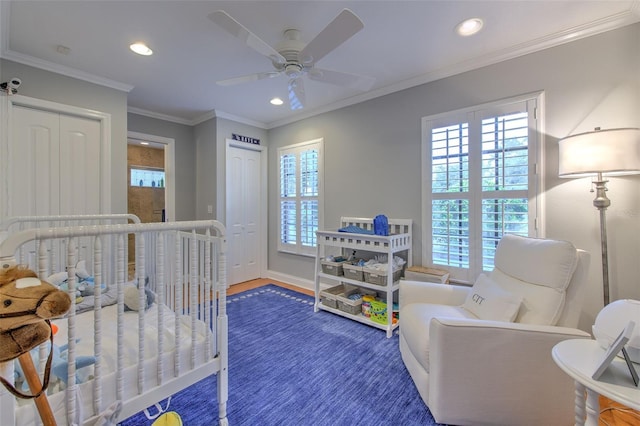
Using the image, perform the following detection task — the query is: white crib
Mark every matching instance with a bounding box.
[0,219,228,426]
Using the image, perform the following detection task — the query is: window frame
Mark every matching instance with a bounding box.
[421,93,544,283]
[277,137,324,257]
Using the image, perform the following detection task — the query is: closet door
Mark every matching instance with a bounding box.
[9,106,61,217]
[9,106,102,217]
[59,115,101,214]
[226,144,261,285]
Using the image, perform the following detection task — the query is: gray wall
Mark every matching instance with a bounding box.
[127,113,196,220]
[194,117,217,220]
[1,59,129,214]
[268,23,640,330]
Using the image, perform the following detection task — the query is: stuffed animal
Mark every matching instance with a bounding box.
[14,341,96,391]
[0,266,71,363]
[0,266,71,404]
[46,260,105,299]
[124,280,155,312]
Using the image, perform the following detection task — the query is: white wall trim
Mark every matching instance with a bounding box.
[128,107,192,126]
[265,270,314,292]
[128,106,269,129]
[127,131,176,222]
[0,94,112,218]
[265,269,339,294]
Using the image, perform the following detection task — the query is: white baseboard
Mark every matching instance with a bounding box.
[264,269,359,293]
[265,269,314,292]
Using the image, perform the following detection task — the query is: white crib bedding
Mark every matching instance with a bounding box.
[14,303,213,425]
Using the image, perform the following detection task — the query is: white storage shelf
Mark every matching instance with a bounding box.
[314,217,412,338]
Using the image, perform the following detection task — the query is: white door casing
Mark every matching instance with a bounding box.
[225,140,265,285]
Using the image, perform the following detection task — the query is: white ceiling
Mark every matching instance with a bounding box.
[2,1,639,128]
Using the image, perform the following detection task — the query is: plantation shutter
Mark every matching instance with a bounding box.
[278,139,323,256]
[424,97,539,282]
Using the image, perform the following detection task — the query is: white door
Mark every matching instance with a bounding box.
[226,144,261,284]
[9,105,102,217]
[59,114,102,214]
[9,107,60,216]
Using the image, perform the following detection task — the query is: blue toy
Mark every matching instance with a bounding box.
[14,341,96,391]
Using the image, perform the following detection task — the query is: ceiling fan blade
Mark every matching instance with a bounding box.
[288,78,305,110]
[217,71,282,86]
[308,68,375,91]
[299,9,364,65]
[210,10,286,65]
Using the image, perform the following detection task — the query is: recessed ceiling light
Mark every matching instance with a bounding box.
[456,18,484,37]
[140,141,149,145]
[270,97,284,106]
[130,43,153,56]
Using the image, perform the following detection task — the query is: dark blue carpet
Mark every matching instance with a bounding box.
[120,284,441,425]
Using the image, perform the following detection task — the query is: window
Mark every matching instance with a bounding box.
[130,167,165,188]
[278,138,323,256]
[423,96,541,282]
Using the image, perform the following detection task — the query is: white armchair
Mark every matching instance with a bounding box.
[399,234,591,426]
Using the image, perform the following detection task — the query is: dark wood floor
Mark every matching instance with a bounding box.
[228,279,639,426]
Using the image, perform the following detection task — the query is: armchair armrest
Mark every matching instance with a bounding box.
[399,280,470,310]
[427,317,590,425]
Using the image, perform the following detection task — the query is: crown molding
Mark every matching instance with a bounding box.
[127,106,193,126]
[204,109,268,129]
[1,50,134,93]
[128,107,268,129]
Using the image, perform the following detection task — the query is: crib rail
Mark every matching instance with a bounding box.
[0,220,228,426]
[0,214,141,285]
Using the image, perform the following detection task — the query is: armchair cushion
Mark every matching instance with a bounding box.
[401,304,474,373]
[490,234,579,325]
[494,234,578,290]
[462,274,523,322]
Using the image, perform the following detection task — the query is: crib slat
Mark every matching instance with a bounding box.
[93,235,103,415]
[156,233,165,385]
[174,232,182,377]
[190,230,197,369]
[205,229,212,360]
[136,233,146,395]
[66,238,77,424]
[116,234,125,402]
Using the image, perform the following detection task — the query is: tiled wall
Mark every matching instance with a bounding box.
[127,144,165,263]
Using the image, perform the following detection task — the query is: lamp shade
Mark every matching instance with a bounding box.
[558,128,640,178]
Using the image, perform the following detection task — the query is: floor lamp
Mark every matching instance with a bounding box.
[558,127,640,306]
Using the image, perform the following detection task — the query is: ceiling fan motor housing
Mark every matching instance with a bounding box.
[273,28,308,78]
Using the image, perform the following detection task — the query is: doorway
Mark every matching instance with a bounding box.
[127,143,165,223]
[127,131,175,221]
[126,131,175,274]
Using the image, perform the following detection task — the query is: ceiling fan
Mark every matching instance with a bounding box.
[209,9,375,110]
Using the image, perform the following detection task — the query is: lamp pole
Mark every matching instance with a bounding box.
[592,172,610,306]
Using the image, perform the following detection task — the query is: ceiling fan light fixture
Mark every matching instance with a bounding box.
[270,97,284,106]
[130,43,153,56]
[456,18,484,36]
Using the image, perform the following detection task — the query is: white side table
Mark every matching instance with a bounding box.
[552,339,640,426]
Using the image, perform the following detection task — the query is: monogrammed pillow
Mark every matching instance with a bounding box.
[462,274,523,322]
